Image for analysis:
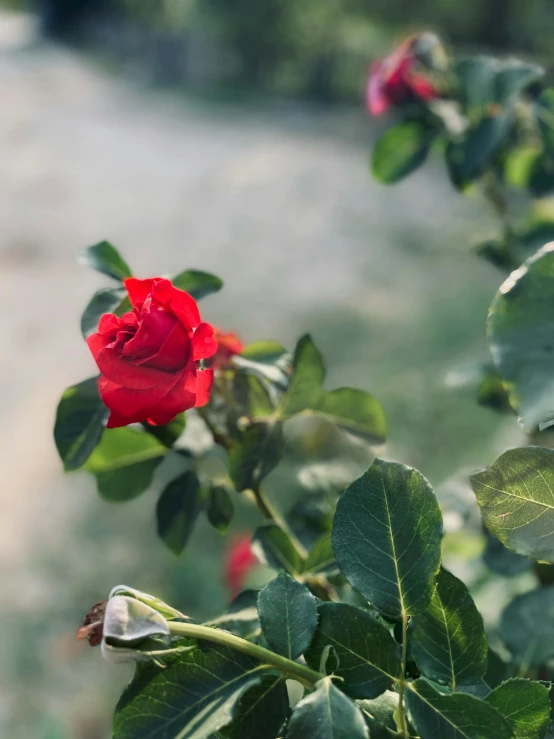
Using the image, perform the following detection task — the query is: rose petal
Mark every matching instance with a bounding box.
[169,285,201,330]
[145,364,199,425]
[194,368,213,407]
[121,298,178,361]
[140,321,190,372]
[192,322,217,361]
[151,278,172,305]
[98,313,121,336]
[98,373,182,423]
[124,278,157,308]
[88,333,177,390]
[367,61,391,116]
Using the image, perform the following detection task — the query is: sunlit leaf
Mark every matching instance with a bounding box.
[471,446,554,562]
[410,569,487,688]
[333,458,442,618]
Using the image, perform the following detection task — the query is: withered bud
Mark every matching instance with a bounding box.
[77,599,107,647]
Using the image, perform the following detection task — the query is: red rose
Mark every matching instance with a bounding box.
[212,329,244,370]
[367,35,438,116]
[87,277,217,428]
[225,535,257,595]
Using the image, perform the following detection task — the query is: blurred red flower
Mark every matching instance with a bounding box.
[367,35,439,116]
[225,535,257,595]
[212,329,244,370]
[87,277,217,428]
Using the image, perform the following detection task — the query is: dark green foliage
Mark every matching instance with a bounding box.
[499,587,554,668]
[80,241,132,281]
[113,646,268,738]
[156,471,204,555]
[304,602,401,699]
[410,569,488,688]
[257,572,318,659]
[333,458,442,618]
[54,376,108,470]
[372,121,437,184]
[286,679,369,739]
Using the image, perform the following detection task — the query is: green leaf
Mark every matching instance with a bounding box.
[477,367,512,413]
[85,426,166,502]
[279,335,386,442]
[303,534,337,575]
[499,587,554,668]
[410,568,487,688]
[459,649,508,699]
[406,678,514,739]
[240,341,288,363]
[482,529,532,577]
[529,158,554,198]
[252,523,303,576]
[372,120,437,184]
[143,413,186,448]
[485,679,551,739]
[54,377,108,471]
[494,61,544,104]
[332,458,443,618]
[233,372,274,418]
[207,590,260,638]
[80,241,132,281]
[257,572,318,659]
[156,470,204,555]
[317,388,387,443]
[470,446,554,562]
[358,691,399,738]
[455,56,499,111]
[221,674,288,739]
[206,485,235,533]
[487,243,554,432]
[228,422,284,492]
[81,286,127,338]
[447,115,512,187]
[286,678,369,739]
[171,269,223,300]
[280,335,325,417]
[113,645,267,739]
[304,602,401,699]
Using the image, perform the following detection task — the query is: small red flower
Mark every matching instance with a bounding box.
[225,535,257,595]
[87,277,217,428]
[212,329,244,370]
[367,35,438,116]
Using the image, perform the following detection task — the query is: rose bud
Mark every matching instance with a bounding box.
[211,329,244,370]
[225,534,257,596]
[87,277,217,428]
[367,33,444,116]
[79,585,190,663]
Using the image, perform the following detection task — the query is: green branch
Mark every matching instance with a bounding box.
[167,621,323,688]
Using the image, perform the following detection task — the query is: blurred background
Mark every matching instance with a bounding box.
[1,0,548,736]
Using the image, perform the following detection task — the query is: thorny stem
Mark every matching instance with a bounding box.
[252,485,309,559]
[167,621,322,688]
[396,610,410,738]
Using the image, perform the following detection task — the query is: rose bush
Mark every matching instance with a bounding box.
[53,36,554,739]
[86,276,216,427]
